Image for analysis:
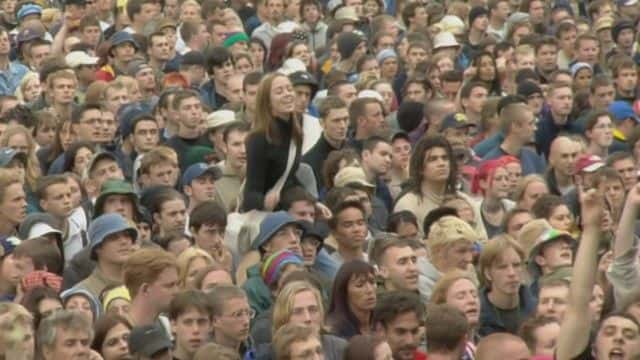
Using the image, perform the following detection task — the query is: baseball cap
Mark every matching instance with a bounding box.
[334,166,375,189]
[0,148,26,168]
[16,4,42,21]
[65,51,99,68]
[181,163,222,187]
[289,71,318,95]
[574,154,605,173]
[128,324,172,357]
[440,112,475,131]
[609,101,640,123]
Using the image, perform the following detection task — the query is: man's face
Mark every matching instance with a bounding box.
[445,278,480,326]
[486,247,523,296]
[147,267,179,312]
[289,336,324,360]
[293,85,312,114]
[193,223,225,258]
[406,47,427,69]
[437,240,474,272]
[590,85,615,110]
[595,316,640,360]
[112,42,136,63]
[359,102,387,137]
[289,290,322,331]
[321,107,349,144]
[41,182,73,219]
[536,285,568,321]
[378,311,421,360]
[548,87,573,118]
[96,230,134,264]
[537,45,558,72]
[289,200,315,223]
[186,174,216,204]
[137,3,156,23]
[147,163,177,187]
[51,78,76,105]
[29,44,51,71]
[157,199,186,233]
[132,120,159,153]
[244,84,259,112]
[345,0,363,16]
[213,297,251,344]
[528,0,545,23]
[200,270,233,290]
[212,60,234,85]
[136,67,156,91]
[74,108,102,143]
[0,31,10,56]
[178,96,203,130]
[81,26,101,47]
[90,159,124,190]
[336,84,357,107]
[404,83,426,103]
[616,67,638,94]
[333,207,367,250]
[43,328,91,360]
[99,110,117,144]
[227,76,244,104]
[549,138,579,177]
[161,27,177,48]
[526,92,545,114]
[149,35,171,61]
[103,194,134,221]
[263,224,302,255]
[463,86,488,115]
[104,88,130,115]
[224,129,247,170]
[577,39,599,65]
[516,54,535,71]
[172,308,211,355]
[587,115,613,148]
[612,158,638,190]
[267,0,284,22]
[441,81,461,101]
[558,29,577,52]
[375,35,395,53]
[380,246,418,291]
[618,28,635,50]
[422,147,450,183]
[363,142,392,176]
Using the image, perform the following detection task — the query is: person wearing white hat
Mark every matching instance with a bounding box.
[487,0,510,40]
[65,51,99,95]
[206,109,237,162]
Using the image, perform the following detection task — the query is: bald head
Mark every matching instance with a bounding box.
[549,136,580,177]
[476,333,530,360]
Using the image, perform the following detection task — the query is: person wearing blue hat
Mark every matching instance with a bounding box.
[608,100,640,153]
[243,211,305,315]
[16,3,42,23]
[181,162,222,212]
[96,31,139,81]
[74,213,137,301]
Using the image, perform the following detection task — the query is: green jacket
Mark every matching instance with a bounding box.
[242,264,272,317]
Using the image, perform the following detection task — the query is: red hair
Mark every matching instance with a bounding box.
[472,156,521,194]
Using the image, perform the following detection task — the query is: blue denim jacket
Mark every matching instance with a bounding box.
[0,61,28,96]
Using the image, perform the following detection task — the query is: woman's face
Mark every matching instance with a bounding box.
[270,76,296,118]
[590,284,604,322]
[106,298,131,319]
[24,79,42,102]
[65,295,93,324]
[396,221,418,240]
[292,44,312,67]
[445,278,480,326]
[7,133,29,154]
[392,138,411,170]
[185,257,209,289]
[548,204,573,232]
[7,158,25,182]
[520,181,549,211]
[235,57,253,75]
[505,163,523,193]
[288,290,323,333]
[250,42,265,66]
[428,67,441,90]
[38,298,63,319]
[363,0,380,17]
[487,167,511,199]
[35,123,56,148]
[73,147,94,176]
[574,68,593,91]
[477,55,496,82]
[380,57,398,80]
[347,273,377,313]
[101,323,132,360]
[437,57,454,73]
[588,115,613,148]
[60,122,77,151]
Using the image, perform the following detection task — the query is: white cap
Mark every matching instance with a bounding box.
[335,6,359,22]
[28,222,63,239]
[206,110,236,129]
[433,32,460,49]
[65,51,99,68]
[278,58,307,76]
[358,89,384,102]
[438,15,465,35]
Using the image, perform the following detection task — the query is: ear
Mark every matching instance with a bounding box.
[184,185,193,197]
[374,322,385,338]
[84,179,98,197]
[169,319,177,336]
[39,198,48,212]
[139,174,149,188]
[377,264,389,279]
[483,268,492,283]
[534,254,546,267]
[152,212,161,225]
[479,178,489,191]
[460,97,468,110]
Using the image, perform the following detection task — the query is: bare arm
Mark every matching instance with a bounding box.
[556,188,603,360]
[614,184,640,257]
[51,21,68,57]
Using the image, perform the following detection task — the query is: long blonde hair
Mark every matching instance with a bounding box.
[0,125,42,189]
[253,72,303,146]
[272,281,324,335]
[176,247,214,289]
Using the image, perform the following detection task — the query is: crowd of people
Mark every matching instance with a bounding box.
[2,0,640,358]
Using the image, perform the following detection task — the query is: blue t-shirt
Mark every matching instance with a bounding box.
[482,146,547,175]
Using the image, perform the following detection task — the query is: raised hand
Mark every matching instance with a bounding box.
[579,185,604,229]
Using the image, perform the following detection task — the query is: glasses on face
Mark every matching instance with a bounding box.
[224,308,255,320]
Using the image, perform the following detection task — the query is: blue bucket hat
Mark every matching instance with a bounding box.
[109,31,139,50]
[88,213,138,260]
[251,211,302,250]
[16,4,42,21]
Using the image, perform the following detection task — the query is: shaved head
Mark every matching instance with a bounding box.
[476,333,530,360]
[549,136,580,178]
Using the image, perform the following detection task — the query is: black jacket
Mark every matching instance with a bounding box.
[302,134,342,191]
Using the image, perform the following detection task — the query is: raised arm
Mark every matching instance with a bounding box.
[556,187,603,360]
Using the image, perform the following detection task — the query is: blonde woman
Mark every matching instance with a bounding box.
[513,174,550,211]
[176,247,214,289]
[269,281,347,360]
[0,125,42,193]
[0,303,35,360]
[15,72,42,104]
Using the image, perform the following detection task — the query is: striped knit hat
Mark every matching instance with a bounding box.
[261,250,304,287]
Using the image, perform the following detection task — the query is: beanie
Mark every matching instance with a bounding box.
[223,32,250,48]
[337,32,364,60]
[612,19,634,43]
[397,101,424,133]
[468,6,488,26]
[517,80,543,98]
[260,249,304,287]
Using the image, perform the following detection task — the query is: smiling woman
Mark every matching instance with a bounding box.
[242,73,304,212]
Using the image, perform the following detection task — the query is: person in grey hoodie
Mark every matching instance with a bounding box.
[418,215,478,303]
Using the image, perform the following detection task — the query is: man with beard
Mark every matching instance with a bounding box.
[546,136,580,196]
[371,235,419,292]
[252,0,284,49]
[74,213,137,302]
[182,163,222,213]
[210,285,253,357]
[169,290,213,360]
[373,291,426,360]
[124,247,179,330]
